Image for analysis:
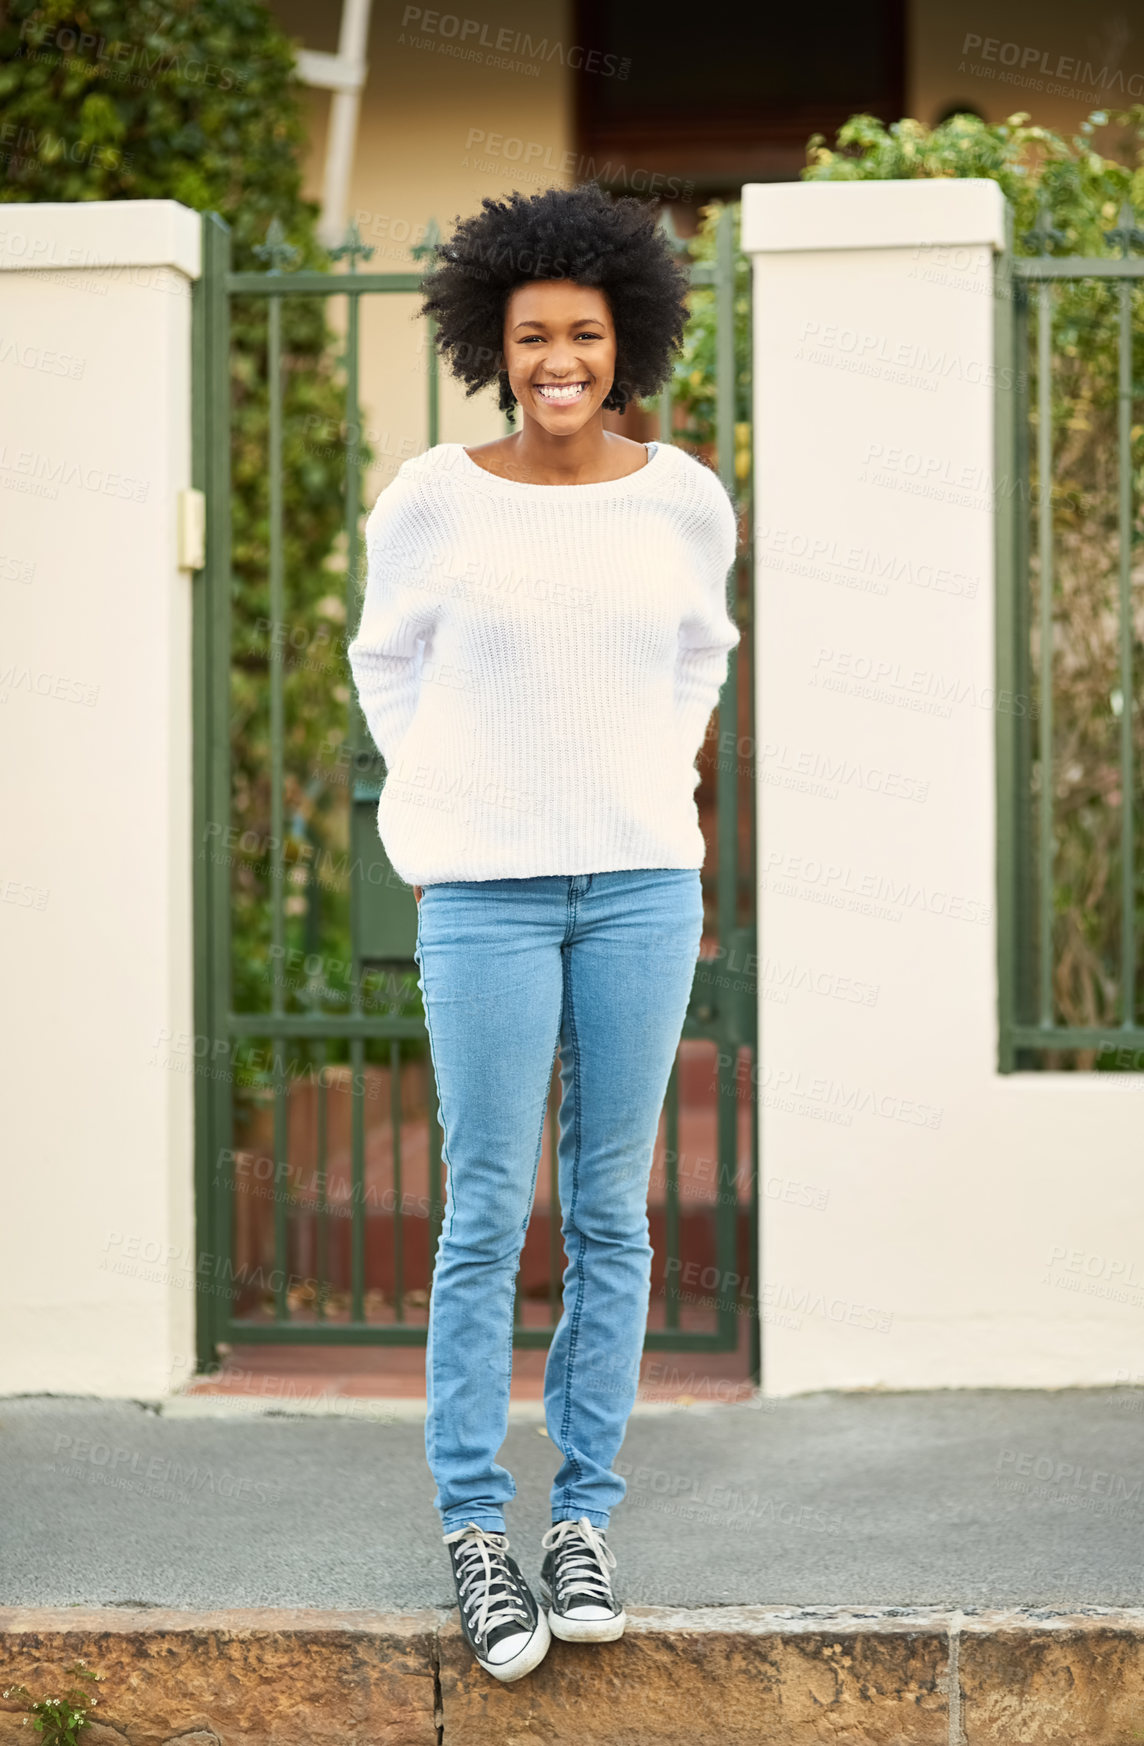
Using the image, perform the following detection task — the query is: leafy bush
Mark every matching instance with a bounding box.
[0,0,366,1036]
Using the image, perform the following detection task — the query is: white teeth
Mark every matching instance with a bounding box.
[536,383,586,402]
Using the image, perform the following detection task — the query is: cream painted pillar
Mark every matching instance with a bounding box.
[743,179,1144,1392]
[0,201,201,1396]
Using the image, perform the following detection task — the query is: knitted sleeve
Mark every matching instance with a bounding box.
[347,464,440,768]
[674,469,741,769]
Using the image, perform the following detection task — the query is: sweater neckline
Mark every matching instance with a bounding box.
[448,440,666,497]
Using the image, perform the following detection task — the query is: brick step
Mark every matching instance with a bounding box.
[1,1605,1141,1745]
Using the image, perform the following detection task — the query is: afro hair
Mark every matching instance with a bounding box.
[418,183,690,418]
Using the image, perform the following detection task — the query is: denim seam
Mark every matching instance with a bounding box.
[441,1511,506,1537]
[555,927,587,1510]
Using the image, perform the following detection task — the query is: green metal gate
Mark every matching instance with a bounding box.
[191,204,758,1375]
[996,196,1144,1069]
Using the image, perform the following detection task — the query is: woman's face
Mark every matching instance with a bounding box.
[501,280,617,435]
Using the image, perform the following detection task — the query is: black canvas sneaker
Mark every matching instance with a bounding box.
[444,1522,551,1681]
[539,1516,627,1641]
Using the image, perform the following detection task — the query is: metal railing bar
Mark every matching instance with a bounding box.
[272,1045,289,1320]
[350,1038,365,1323]
[268,298,286,1016]
[222,1319,734,1350]
[664,1060,680,1332]
[228,271,424,295]
[1015,258,1144,280]
[266,285,290,1322]
[1117,277,1136,1025]
[714,205,743,1347]
[391,1037,404,1320]
[994,200,1020,1072]
[316,1039,329,1321]
[1011,1024,1144,1050]
[1036,281,1055,1026]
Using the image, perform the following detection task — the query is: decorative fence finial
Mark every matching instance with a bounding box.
[1102,197,1144,257]
[410,217,441,266]
[253,216,300,274]
[1023,189,1068,256]
[329,218,375,272]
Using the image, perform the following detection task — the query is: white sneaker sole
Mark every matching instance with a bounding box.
[476,1607,552,1682]
[540,1584,627,1642]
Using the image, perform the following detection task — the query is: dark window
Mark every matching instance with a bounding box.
[574,0,906,191]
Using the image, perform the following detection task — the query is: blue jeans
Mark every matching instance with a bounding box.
[414,869,703,1537]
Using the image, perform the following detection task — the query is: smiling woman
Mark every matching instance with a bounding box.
[420,186,686,485]
[469,279,651,484]
[421,182,688,428]
[346,183,740,1686]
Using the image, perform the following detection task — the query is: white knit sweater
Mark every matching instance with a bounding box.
[346,440,740,885]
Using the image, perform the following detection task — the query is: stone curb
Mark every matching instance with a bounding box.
[2,1605,1142,1744]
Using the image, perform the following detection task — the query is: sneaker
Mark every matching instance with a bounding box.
[539,1516,627,1642]
[444,1522,551,1681]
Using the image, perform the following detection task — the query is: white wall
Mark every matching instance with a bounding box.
[0,201,201,1396]
[744,179,1144,1394]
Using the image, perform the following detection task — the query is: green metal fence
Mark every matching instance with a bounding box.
[191,204,757,1372]
[996,198,1144,1069]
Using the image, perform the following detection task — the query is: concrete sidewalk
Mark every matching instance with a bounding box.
[1,1388,1141,1611]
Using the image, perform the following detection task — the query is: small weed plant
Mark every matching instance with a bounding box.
[2,1659,105,1744]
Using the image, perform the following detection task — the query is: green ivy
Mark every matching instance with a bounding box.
[0,0,370,1044]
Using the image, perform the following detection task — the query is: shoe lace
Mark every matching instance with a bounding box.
[541,1516,617,1605]
[449,1526,531,1641]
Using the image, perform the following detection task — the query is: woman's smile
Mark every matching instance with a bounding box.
[534,380,589,404]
